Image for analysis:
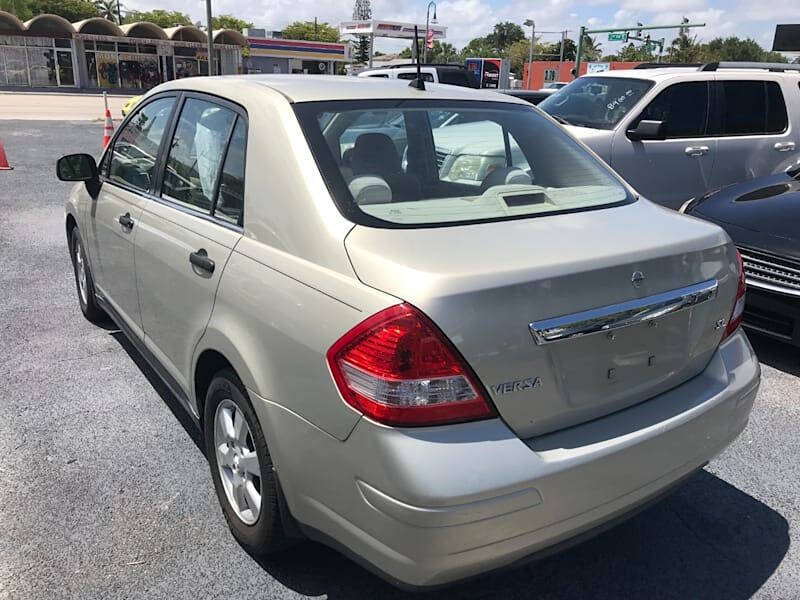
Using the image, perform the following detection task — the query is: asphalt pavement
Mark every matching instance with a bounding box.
[0,119,799,600]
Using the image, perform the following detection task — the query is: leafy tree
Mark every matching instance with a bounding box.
[459,37,497,60]
[398,47,412,59]
[25,0,99,21]
[486,21,525,53]
[610,42,656,62]
[702,36,786,62]
[212,14,253,32]
[282,20,339,43]
[351,0,371,63]
[505,39,531,76]
[0,0,33,20]
[666,32,703,62]
[122,9,191,27]
[93,0,120,22]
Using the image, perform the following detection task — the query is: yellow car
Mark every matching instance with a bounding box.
[121,95,142,117]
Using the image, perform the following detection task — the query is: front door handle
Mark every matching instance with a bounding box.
[774,142,796,152]
[684,145,710,157]
[118,212,134,230]
[189,249,215,274]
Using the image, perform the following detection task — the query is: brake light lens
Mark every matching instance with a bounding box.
[722,249,746,341]
[327,303,495,426]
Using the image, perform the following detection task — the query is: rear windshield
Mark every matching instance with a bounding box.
[294,100,633,228]
[539,77,654,130]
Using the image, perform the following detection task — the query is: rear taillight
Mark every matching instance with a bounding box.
[722,249,746,341]
[327,303,495,426]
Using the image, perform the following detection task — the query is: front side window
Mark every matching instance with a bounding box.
[108,96,176,192]
[633,81,709,138]
[539,76,653,130]
[711,81,788,136]
[295,100,632,227]
[161,98,237,213]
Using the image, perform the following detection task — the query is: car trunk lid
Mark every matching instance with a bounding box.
[344,200,738,438]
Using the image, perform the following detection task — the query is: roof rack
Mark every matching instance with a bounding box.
[384,63,463,69]
[633,63,702,69]
[698,61,800,73]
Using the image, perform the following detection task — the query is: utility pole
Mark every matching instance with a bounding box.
[116,0,122,24]
[205,0,214,76]
[573,22,705,78]
[558,30,566,79]
[524,19,534,89]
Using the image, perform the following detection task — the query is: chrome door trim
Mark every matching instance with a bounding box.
[530,279,718,345]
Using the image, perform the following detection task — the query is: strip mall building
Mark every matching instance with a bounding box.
[0,11,248,89]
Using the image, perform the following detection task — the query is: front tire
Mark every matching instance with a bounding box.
[70,227,105,323]
[204,369,290,555]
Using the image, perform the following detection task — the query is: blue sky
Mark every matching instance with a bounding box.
[127,0,799,56]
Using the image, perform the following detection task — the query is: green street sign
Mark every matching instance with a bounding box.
[608,32,627,41]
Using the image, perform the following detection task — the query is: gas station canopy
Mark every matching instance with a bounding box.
[339,20,447,40]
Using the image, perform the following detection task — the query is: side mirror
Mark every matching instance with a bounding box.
[57,153,101,197]
[57,153,98,182]
[627,120,664,141]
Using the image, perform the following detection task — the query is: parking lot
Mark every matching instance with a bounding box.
[1,115,799,599]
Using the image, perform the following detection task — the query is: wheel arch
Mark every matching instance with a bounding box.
[193,329,258,424]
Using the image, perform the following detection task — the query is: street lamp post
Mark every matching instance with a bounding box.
[205,0,214,76]
[423,1,437,64]
[524,19,534,89]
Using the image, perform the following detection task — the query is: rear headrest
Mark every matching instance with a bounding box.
[480,167,532,193]
[352,133,401,174]
[348,175,392,205]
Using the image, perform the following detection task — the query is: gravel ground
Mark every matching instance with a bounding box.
[0,120,799,600]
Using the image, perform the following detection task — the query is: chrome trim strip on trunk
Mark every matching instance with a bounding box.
[530,279,719,345]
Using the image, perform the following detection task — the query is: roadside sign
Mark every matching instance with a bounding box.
[608,32,627,41]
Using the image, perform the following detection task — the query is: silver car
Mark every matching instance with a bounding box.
[539,64,800,209]
[57,75,760,589]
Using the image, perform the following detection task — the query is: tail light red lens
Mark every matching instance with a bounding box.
[722,249,746,341]
[327,303,495,426]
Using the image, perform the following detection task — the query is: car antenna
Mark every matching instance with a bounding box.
[409,26,426,90]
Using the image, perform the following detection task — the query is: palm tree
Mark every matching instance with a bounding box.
[94,0,123,23]
[582,35,603,61]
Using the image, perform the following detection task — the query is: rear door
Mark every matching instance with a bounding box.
[612,80,716,209]
[88,94,177,338]
[134,94,247,394]
[709,78,798,191]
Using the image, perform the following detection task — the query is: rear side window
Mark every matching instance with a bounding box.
[396,72,434,82]
[635,81,709,138]
[438,70,470,87]
[215,118,247,225]
[108,97,175,192]
[161,98,237,212]
[368,74,388,78]
[712,81,788,136]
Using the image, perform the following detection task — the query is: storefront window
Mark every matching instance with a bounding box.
[0,54,6,85]
[57,51,75,86]
[4,47,27,85]
[96,52,119,87]
[86,52,98,87]
[27,47,57,86]
[175,57,198,79]
[119,54,160,88]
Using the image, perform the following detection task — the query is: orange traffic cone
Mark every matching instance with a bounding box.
[0,136,12,171]
[102,91,114,148]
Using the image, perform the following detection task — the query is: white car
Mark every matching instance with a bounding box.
[358,64,478,88]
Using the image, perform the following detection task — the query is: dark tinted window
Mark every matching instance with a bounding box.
[635,81,708,138]
[438,70,470,87]
[396,72,434,82]
[161,98,236,213]
[712,81,788,136]
[214,118,246,225]
[368,74,389,78]
[108,96,175,192]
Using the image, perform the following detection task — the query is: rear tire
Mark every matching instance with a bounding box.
[204,369,291,555]
[70,227,105,324]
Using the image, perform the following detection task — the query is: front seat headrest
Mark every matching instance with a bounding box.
[347,175,392,205]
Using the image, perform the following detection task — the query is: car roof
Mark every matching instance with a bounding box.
[156,74,527,105]
[583,67,800,81]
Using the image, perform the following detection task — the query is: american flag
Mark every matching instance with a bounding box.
[426,27,435,49]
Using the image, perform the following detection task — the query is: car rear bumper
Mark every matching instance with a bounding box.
[251,328,759,588]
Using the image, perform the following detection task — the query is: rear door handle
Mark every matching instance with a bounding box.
[118,212,134,230]
[684,145,710,157]
[774,142,796,152]
[189,249,215,274]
